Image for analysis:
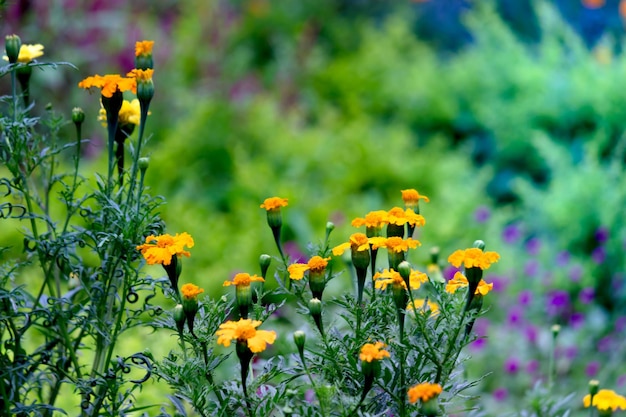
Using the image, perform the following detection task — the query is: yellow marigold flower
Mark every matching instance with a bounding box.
[374,268,427,291]
[583,389,626,411]
[448,248,500,270]
[215,319,277,353]
[287,256,330,280]
[223,272,264,287]
[332,233,372,256]
[135,40,154,57]
[359,342,390,362]
[382,236,421,253]
[407,299,439,315]
[78,74,137,98]
[351,210,388,228]
[260,196,289,210]
[127,68,154,81]
[136,232,194,266]
[445,272,493,295]
[2,43,44,63]
[407,382,442,403]
[181,283,204,300]
[401,189,430,209]
[98,98,142,127]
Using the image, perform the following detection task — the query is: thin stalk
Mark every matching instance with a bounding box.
[125,104,149,208]
[298,350,328,417]
[434,308,467,384]
[200,341,225,406]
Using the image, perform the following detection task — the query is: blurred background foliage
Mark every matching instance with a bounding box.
[2,0,626,414]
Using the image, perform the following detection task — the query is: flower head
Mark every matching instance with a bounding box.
[78,74,136,98]
[260,196,288,211]
[332,233,372,256]
[374,268,427,291]
[407,382,443,403]
[3,43,44,63]
[216,319,276,353]
[135,40,154,57]
[181,283,204,300]
[445,272,493,295]
[359,342,390,362]
[99,99,142,127]
[223,272,264,287]
[287,256,330,280]
[382,236,421,253]
[583,389,626,411]
[401,189,430,209]
[136,232,194,265]
[448,248,500,270]
[127,68,154,82]
[386,207,426,228]
[351,210,388,236]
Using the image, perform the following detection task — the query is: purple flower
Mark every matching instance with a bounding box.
[474,206,491,223]
[594,227,609,243]
[579,287,595,304]
[555,251,571,267]
[493,388,508,402]
[507,306,524,326]
[525,237,541,255]
[618,374,626,387]
[546,290,570,316]
[284,241,306,263]
[518,290,533,306]
[585,361,600,377]
[524,325,539,344]
[568,312,585,329]
[488,274,508,292]
[597,336,613,353]
[615,316,626,332]
[502,223,522,244]
[526,360,540,374]
[591,246,606,264]
[504,357,520,374]
[443,265,458,281]
[470,337,487,351]
[569,264,583,282]
[564,346,578,360]
[524,260,539,276]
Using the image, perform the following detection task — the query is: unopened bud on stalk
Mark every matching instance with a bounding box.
[138,157,150,172]
[72,107,85,125]
[309,298,324,336]
[259,254,272,279]
[173,304,185,335]
[293,330,306,357]
[5,34,21,64]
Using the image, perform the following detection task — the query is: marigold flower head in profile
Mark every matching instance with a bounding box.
[448,247,500,270]
[407,382,443,404]
[351,210,388,237]
[287,256,330,280]
[386,207,426,228]
[78,74,137,98]
[374,268,427,291]
[136,232,195,266]
[260,196,288,211]
[181,283,204,300]
[359,342,390,362]
[445,272,493,296]
[382,236,421,253]
[3,43,44,63]
[331,232,372,256]
[135,40,154,57]
[216,318,277,353]
[583,389,626,411]
[401,189,430,210]
[223,272,265,288]
[127,68,154,82]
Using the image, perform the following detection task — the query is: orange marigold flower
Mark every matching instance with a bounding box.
[260,196,288,211]
[583,389,626,411]
[135,232,194,265]
[135,40,154,57]
[407,382,442,403]
[351,210,388,228]
[78,74,137,98]
[215,319,277,353]
[332,233,372,256]
[181,283,204,300]
[223,272,264,287]
[445,272,493,295]
[127,68,154,81]
[359,342,390,362]
[401,189,430,208]
[448,248,500,270]
[383,236,421,253]
[374,268,427,291]
[407,299,439,316]
[287,256,330,280]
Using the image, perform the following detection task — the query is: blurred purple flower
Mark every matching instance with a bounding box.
[524,325,539,344]
[594,227,609,243]
[474,206,491,223]
[524,260,539,276]
[569,264,583,282]
[579,287,595,304]
[504,357,520,374]
[525,237,541,255]
[502,223,522,244]
[597,336,613,353]
[284,241,306,263]
[569,312,585,329]
[493,388,508,402]
[526,360,540,374]
[591,246,606,264]
[564,346,578,360]
[618,374,626,387]
[585,361,600,377]
[470,337,487,351]
[488,274,509,292]
[443,265,458,281]
[615,316,626,332]
[518,290,533,306]
[305,389,315,403]
[546,290,570,316]
[507,306,524,326]
[555,251,571,267]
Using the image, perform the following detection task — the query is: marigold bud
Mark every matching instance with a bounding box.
[138,157,149,171]
[173,304,185,335]
[589,380,600,397]
[5,34,21,64]
[473,240,486,250]
[72,107,85,125]
[259,254,272,279]
[293,330,306,357]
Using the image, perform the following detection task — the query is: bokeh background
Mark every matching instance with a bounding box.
[2,0,626,415]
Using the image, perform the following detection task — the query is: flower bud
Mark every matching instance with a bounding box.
[551,324,561,339]
[259,254,272,279]
[308,298,324,336]
[5,34,21,64]
[325,221,335,242]
[173,304,185,335]
[351,247,370,271]
[236,284,253,319]
[397,261,411,286]
[473,240,486,250]
[137,77,154,104]
[72,107,85,125]
[293,330,306,357]
[138,157,149,172]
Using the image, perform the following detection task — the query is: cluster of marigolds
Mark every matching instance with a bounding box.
[5,33,622,415]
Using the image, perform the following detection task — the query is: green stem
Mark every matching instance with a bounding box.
[435,308,467,384]
[125,104,149,208]
[200,341,225,406]
[298,351,328,417]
